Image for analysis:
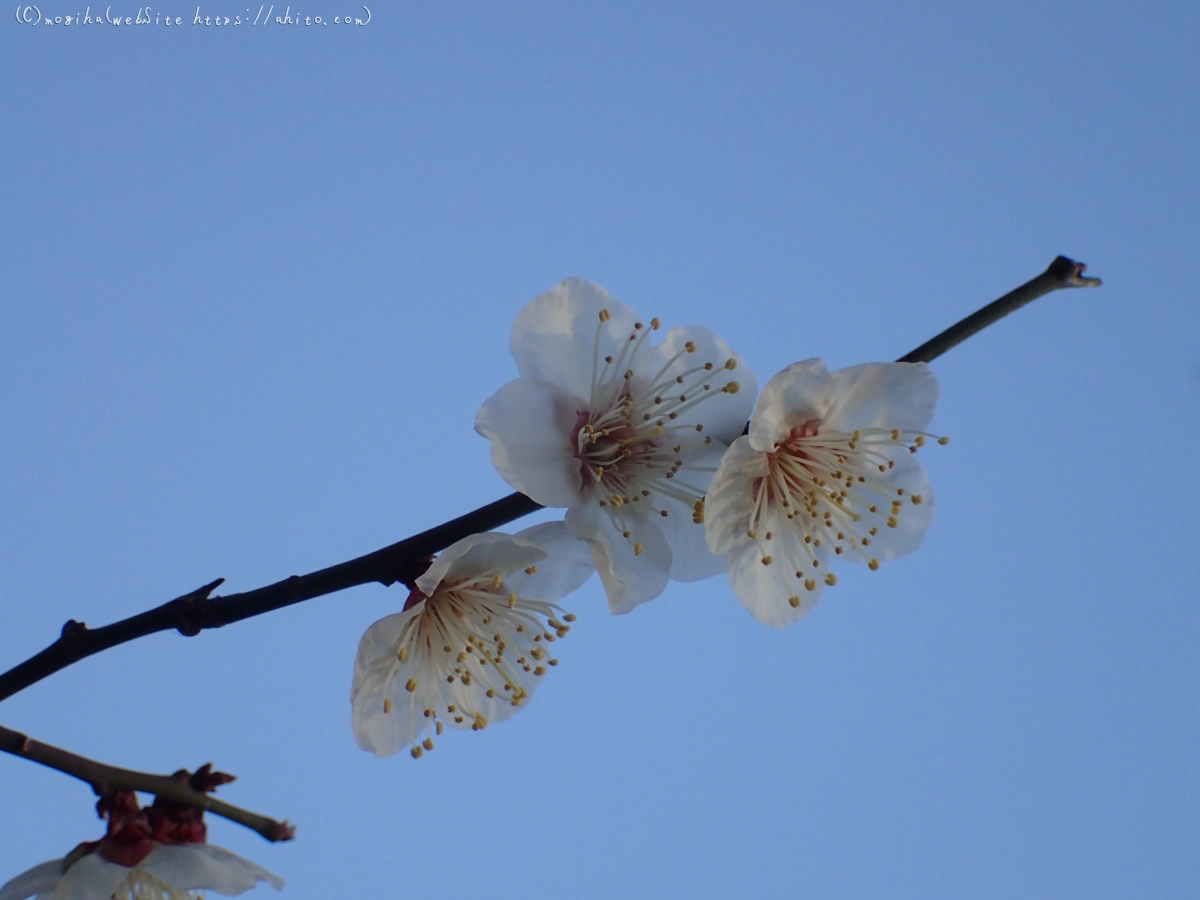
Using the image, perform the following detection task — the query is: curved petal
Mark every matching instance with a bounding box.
[474,377,583,508]
[566,500,671,614]
[504,521,596,603]
[416,532,546,598]
[720,528,825,628]
[823,362,939,433]
[652,436,728,582]
[747,359,832,452]
[631,325,756,444]
[509,278,641,404]
[840,452,936,563]
[50,853,128,900]
[0,859,62,900]
[724,508,826,628]
[351,647,423,756]
[351,606,423,696]
[142,844,283,895]
[704,436,769,558]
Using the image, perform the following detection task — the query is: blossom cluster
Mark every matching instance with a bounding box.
[355,277,947,761]
[4,277,949,898]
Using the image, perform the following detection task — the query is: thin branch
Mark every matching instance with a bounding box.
[0,255,1101,705]
[0,724,294,842]
[898,255,1100,364]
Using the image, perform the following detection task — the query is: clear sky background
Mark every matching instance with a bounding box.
[2,3,1198,898]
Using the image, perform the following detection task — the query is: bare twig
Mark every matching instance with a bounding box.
[0,724,294,842]
[898,255,1100,364]
[0,256,1100,704]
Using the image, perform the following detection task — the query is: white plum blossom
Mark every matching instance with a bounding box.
[705,359,946,627]
[351,522,594,758]
[475,278,756,613]
[0,843,283,900]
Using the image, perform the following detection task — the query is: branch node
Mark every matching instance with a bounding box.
[173,578,226,637]
[60,619,88,641]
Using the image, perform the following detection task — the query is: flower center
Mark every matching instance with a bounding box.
[573,310,743,543]
[384,568,574,759]
[748,421,947,592]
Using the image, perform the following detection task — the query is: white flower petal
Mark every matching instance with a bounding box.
[416,531,546,598]
[631,325,756,443]
[840,451,936,563]
[351,649,418,756]
[566,500,671,614]
[747,359,832,452]
[0,859,62,900]
[651,436,728,582]
[823,362,939,433]
[704,436,769,558]
[474,377,583,508]
[351,606,423,697]
[142,844,282,895]
[509,278,640,404]
[49,853,128,900]
[724,518,825,628]
[504,521,595,602]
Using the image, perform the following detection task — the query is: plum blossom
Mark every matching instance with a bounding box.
[0,782,283,900]
[351,522,594,758]
[475,278,756,613]
[705,359,947,627]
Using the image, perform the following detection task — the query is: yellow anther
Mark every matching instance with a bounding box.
[397,647,407,662]
[563,613,577,622]
[887,516,898,528]
[724,359,737,370]
[891,429,901,440]
[911,494,924,504]
[761,555,774,565]
[824,573,837,586]
[747,529,758,539]
[938,436,950,445]
[508,593,517,608]
[599,309,611,322]
[486,688,495,698]
[804,579,817,591]
[914,435,926,447]
[651,317,661,330]
[531,647,545,660]
[422,737,434,751]
[524,565,538,574]
[534,666,547,676]
[472,714,488,731]
[723,381,740,394]
[868,559,880,571]
[788,596,801,608]
[549,658,560,666]
[405,678,418,692]
[383,698,393,714]
[634,542,644,556]
[610,495,624,507]
[411,746,424,759]
[436,721,444,735]
[491,574,502,588]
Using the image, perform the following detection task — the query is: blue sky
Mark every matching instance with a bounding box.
[2,3,1198,898]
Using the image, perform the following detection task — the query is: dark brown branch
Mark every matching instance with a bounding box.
[897,255,1100,364]
[0,724,294,842]
[0,256,1100,704]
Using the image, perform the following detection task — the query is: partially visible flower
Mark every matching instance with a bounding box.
[475,278,756,614]
[0,779,283,900]
[351,522,594,758]
[705,359,946,627]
